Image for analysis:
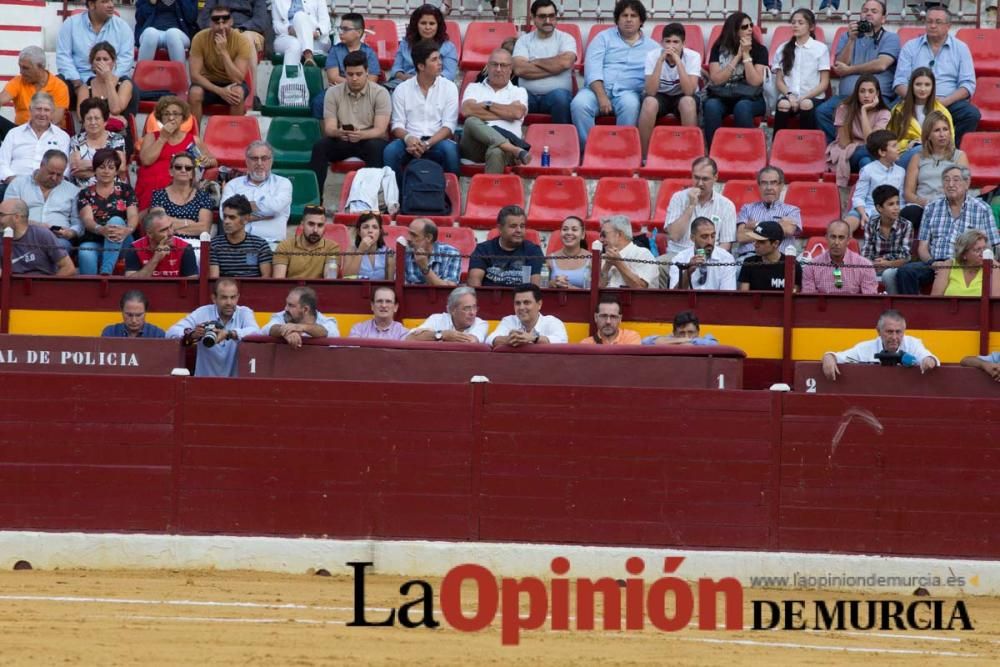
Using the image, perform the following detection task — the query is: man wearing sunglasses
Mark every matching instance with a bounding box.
[667,217,737,291]
[189,3,253,124]
[198,0,267,53]
[802,220,878,294]
[512,0,577,125]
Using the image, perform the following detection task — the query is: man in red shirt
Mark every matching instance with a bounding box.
[125,208,199,278]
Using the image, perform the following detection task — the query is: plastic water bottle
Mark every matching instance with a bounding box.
[541,145,551,168]
[324,256,339,279]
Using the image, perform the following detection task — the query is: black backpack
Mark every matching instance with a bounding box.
[400,159,451,216]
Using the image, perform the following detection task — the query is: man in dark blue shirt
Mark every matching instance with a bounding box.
[101,290,166,338]
[467,204,544,287]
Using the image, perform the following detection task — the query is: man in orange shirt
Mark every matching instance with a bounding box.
[0,47,69,140]
[580,296,641,345]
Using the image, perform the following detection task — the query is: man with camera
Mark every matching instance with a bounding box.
[816,0,900,143]
[166,277,259,377]
[261,286,340,348]
[821,309,938,381]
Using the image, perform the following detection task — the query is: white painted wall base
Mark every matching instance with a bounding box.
[0,530,997,596]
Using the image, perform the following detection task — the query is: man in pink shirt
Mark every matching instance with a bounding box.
[803,220,878,294]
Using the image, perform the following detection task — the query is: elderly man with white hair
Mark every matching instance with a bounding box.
[0,92,71,198]
[821,309,938,381]
[406,286,489,344]
[599,214,658,288]
[220,140,293,248]
[0,46,70,140]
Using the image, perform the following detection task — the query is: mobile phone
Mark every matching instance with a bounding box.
[49,226,62,233]
[341,124,355,131]
[420,136,431,142]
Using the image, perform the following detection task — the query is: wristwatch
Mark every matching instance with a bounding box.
[484,101,493,111]
[435,330,443,341]
[533,333,540,344]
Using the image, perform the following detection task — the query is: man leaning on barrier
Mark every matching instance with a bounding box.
[350,286,409,340]
[101,289,166,338]
[821,308,938,381]
[487,283,568,347]
[580,296,641,345]
[261,286,340,349]
[407,285,488,343]
[166,277,259,377]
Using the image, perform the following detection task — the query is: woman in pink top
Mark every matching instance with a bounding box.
[825,74,889,187]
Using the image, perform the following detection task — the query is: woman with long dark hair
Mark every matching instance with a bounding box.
[386,5,459,87]
[825,74,889,187]
[703,12,768,147]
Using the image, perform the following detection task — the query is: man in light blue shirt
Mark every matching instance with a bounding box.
[56,0,135,98]
[260,286,340,348]
[816,0,899,143]
[569,0,658,149]
[893,7,979,147]
[961,351,1000,381]
[166,278,259,377]
[4,150,81,252]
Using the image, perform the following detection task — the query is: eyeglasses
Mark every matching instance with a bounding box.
[172,164,195,171]
[338,25,359,32]
[247,155,272,162]
[740,23,753,30]
[161,111,183,118]
[487,62,512,69]
[833,266,843,289]
[210,14,231,23]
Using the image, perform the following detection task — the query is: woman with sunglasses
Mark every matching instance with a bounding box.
[341,212,395,280]
[136,96,216,211]
[145,153,214,239]
[704,12,768,147]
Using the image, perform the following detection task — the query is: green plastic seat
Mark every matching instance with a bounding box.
[268,117,322,168]
[270,52,327,68]
[274,168,321,224]
[261,65,325,117]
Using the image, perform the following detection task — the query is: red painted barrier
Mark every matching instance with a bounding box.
[793,362,1000,396]
[0,372,998,560]
[0,335,184,375]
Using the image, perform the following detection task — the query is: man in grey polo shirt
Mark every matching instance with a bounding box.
[816,0,900,143]
[3,149,80,252]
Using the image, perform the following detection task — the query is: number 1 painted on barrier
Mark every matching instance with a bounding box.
[249,358,256,375]
[717,374,725,389]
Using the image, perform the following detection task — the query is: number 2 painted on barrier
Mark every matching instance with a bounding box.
[806,377,817,393]
[248,358,256,375]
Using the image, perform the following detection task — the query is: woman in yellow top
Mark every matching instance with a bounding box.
[887,68,953,169]
[931,229,1000,297]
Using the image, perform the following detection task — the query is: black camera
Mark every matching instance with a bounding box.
[201,321,225,348]
[874,349,903,366]
[857,20,874,36]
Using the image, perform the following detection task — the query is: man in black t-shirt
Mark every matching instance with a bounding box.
[737,220,801,292]
[467,204,544,287]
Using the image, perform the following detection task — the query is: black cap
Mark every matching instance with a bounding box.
[746,220,784,242]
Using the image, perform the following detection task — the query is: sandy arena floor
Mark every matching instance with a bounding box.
[0,569,997,665]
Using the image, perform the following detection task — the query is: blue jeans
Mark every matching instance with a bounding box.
[816,95,845,143]
[896,259,937,295]
[137,28,191,62]
[570,88,642,150]
[947,98,981,149]
[818,0,840,8]
[79,216,133,276]
[702,96,766,147]
[897,144,922,169]
[383,138,460,188]
[528,89,572,125]
[850,146,873,172]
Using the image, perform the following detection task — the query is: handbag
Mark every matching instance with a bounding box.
[706,81,763,101]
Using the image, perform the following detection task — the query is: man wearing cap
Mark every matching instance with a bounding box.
[737,220,802,292]
[802,220,878,294]
[822,308,938,381]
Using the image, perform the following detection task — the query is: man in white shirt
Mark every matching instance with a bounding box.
[0,93,70,197]
[383,39,460,187]
[638,22,701,158]
[599,214,658,289]
[460,48,531,173]
[260,286,340,348]
[664,156,736,261]
[821,309,939,381]
[511,0,577,125]
[220,140,293,248]
[488,283,568,347]
[407,286,489,344]
[667,217,737,290]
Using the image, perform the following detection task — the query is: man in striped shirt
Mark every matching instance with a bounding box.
[209,194,273,278]
[733,166,801,263]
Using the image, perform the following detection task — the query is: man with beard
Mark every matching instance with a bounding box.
[221,141,293,247]
[580,296,640,345]
[167,277,259,377]
[667,217,737,290]
[349,286,408,340]
[209,194,273,278]
[822,308,938,380]
[261,286,340,348]
[273,205,340,279]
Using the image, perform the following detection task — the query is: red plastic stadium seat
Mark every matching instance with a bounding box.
[784,181,842,237]
[639,126,704,179]
[769,130,827,182]
[460,173,525,229]
[708,128,767,181]
[651,23,706,61]
[203,67,254,114]
[588,177,650,229]
[456,70,478,124]
[651,179,691,227]
[721,180,760,215]
[382,224,408,249]
[830,27,848,77]
[395,172,462,226]
[364,19,400,71]
[961,132,1000,188]
[585,24,614,53]
[487,226,542,246]
[322,223,351,250]
[446,21,463,63]
[804,235,860,257]
[577,126,641,177]
[973,77,1000,131]
[333,170,358,225]
[546,229,599,254]
[956,29,1000,77]
[437,225,477,256]
[517,124,580,176]
[203,116,261,168]
[897,27,923,46]
[133,61,188,113]
[460,22,517,71]
[768,25,825,61]
[526,175,588,231]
